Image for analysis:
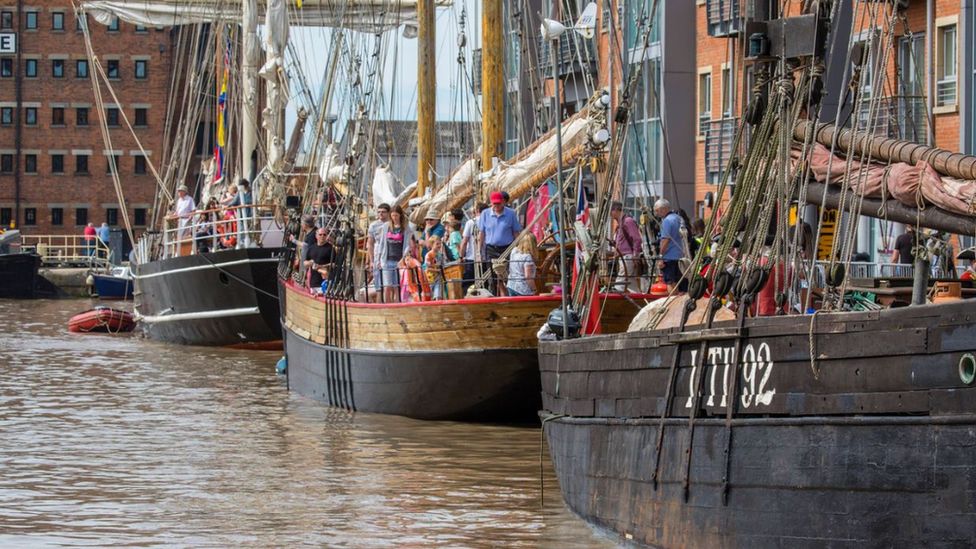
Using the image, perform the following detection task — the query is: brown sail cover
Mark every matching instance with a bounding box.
[793,144,976,216]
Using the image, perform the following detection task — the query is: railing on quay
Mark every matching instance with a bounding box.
[21,234,112,269]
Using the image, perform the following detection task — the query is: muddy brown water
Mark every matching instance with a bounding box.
[0,300,620,547]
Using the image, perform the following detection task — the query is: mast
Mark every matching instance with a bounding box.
[240,0,261,182]
[416,0,436,198]
[481,0,504,169]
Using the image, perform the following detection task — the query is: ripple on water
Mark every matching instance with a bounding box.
[0,299,621,547]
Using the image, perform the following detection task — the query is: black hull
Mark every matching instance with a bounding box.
[284,325,540,421]
[135,247,284,346]
[0,253,54,299]
[540,299,976,547]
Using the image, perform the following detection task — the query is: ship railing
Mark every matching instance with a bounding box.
[161,203,285,259]
[21,234,112,268]
[812,260,963,281]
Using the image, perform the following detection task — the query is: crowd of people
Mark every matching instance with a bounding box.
[168,180,255,254]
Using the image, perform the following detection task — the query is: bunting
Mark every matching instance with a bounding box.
[214,32,231,182]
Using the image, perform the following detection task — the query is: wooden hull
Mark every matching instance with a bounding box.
[539,299,976,547]
[281,280,647,420]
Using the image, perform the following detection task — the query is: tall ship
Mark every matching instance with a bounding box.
[278,1,659,421]
[539,0,976,546]
[75,0,418,346]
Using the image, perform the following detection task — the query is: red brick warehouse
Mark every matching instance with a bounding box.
[0,2,173,235]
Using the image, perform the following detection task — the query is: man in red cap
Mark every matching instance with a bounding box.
[478,190,522,295]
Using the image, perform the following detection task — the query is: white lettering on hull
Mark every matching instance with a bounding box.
[685,342,776,410]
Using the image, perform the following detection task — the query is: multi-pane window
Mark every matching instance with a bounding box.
[134,60,147,79]
[134,155,147,174]
[51,154,64,173]
[106,155,120,175]
[52,107,65,126]
[0,11,12,29]
[134,108,148,127]
[76,107,89,126]
[24,154,37,174]
[106,107,120,127]
[0,154,12,173]
[25,59,37,78]
[24,11,37,30]
[25,107,37,126]
[51,208,63,226]
[107,16,119,31]
[698,71,712,136]
[75,154,89,174]
[52,12,64,30]
[75,208,88,226]
[24,208,36,226]
[0,107,11,125]
[937,24,957,107]
[134,208,147,226]
[52,59,64,78]
[76,59,88,78]
[106,208,118,226]
[106,60,119,79]
[1,58,12,77]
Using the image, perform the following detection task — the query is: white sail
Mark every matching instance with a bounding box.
[372,166,399,207]
[240,0,260,182]
[82,0,452,31]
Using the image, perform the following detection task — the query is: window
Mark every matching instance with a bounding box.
[106,208,118,226]
[24,208,36,226]
[52,59,64,78]
[1,154,13,173]
[134,60,147,79]
[75,208,88,226]
[51,208,63,226]
[0,107,11,125]
[106,107,120,127]
[76,13,87,32]
[135,24,147,33]
[76,107,89,126]
[24,154,36,173]
[76,59,88,78]
[0,11,11,29]
[52,107,64,126]
[25,59,37,78]
[106,155,120,174]
[134,154,147,174]
[52,12,64,30]
[24,11,37,30]
[51,154,64,173]
[25,107,36,126]
[134,208,146,226]
[937,24,957,107]
[0,208,10,227]
[1,58,12,78]
[107,16,119,31]
[75,154,89,174]
[698,71,712,136]
[722,67,734,116]
[106,60,119,79]
[134,108,148,127]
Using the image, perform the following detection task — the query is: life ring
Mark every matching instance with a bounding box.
[216,211,237,248]
[400,256,431,302]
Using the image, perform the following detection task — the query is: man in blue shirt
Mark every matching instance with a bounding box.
[478,191,522,295]
[655,199,686,290]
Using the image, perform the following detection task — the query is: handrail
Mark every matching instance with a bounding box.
[161,203,284,259]
[21,234,113,269]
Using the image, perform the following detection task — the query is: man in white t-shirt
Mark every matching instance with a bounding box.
[365,203,391,295]
[174,184,195,239]
[460,202,489,292]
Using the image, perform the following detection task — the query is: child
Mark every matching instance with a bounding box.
[424,236,447,300]
[446,221,463,262]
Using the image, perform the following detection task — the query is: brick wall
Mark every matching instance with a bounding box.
[0,1,172,236]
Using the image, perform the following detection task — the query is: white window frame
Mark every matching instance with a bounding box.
[935,17,959,112]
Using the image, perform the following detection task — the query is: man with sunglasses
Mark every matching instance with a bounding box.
[304,228,335,291]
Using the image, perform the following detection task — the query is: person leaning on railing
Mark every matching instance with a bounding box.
[506,233,538,297]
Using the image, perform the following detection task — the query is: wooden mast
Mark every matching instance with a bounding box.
[481,0,505,170]
[416,0,436,198]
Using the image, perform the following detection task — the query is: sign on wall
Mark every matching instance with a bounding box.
[0,33,15,54]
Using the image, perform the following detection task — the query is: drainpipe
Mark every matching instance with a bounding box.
[926,0,934,146]
[14,0,23,228]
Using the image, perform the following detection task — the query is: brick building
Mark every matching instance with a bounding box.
[695,0,975,261]
[0,2,173,235]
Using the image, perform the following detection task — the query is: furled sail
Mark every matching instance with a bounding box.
[82,0,453,31]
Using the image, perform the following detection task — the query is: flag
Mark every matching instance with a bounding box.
[214,33,231,182]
